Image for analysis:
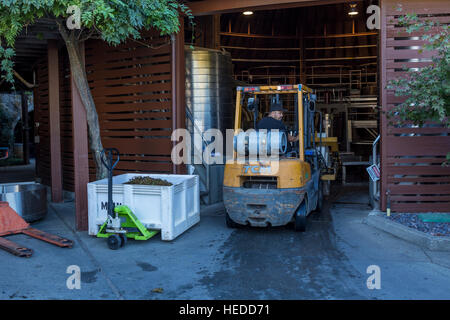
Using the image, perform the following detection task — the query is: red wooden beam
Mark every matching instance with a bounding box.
[21,91,30,165]
[380,0,388,212]
[47,40,63,203]
[71,42,90,231]
[172,21,187,174]
[171,34,177,174]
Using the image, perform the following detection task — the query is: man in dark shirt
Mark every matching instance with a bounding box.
[256,102,299,143]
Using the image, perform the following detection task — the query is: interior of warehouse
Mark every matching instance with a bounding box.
[185,0,380,189]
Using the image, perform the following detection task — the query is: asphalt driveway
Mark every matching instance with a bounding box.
[1,184,449,300]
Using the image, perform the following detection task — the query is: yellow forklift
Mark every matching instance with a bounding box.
[223,84,336,231]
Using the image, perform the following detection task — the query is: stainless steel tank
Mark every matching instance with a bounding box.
[0,183,47,222]
[185,46,234,139]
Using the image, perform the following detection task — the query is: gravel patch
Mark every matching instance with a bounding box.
[386,213,450,237]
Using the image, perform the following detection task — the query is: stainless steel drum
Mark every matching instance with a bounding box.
[234,130,288,157]
[185,46,234,138]
[0,183,47,222]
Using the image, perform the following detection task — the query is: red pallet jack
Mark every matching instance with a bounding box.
[0,201,73,257]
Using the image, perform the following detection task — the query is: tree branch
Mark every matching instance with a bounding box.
[76,27,85,40]
[127,37,171,49]
[79,28,98,42]
[13,70,37,88]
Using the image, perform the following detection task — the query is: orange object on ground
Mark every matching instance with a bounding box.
[0,202,30,235]
[0,201,73,257]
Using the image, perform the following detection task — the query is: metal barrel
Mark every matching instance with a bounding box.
[234,130,288,156]
[0,183,47,222]
[185,47,234,141]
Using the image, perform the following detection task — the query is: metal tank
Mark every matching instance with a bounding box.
[0,182,47,222]
[185,47,234,205]
[185,46,234,140]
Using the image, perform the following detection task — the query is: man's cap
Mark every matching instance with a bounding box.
[270,102,287,112]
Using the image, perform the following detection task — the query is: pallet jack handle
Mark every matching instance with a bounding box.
[100,148,120,219]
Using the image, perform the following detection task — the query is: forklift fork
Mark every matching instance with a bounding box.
[0,202,73,257]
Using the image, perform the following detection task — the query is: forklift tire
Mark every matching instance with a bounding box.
[119,234,127,247]
[294,200,307,232]
[225,211,239,229]
[107,234,121,250]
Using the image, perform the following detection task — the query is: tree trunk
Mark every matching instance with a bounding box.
[61,32,107,180]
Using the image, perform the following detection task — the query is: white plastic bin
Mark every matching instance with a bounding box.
[87,173,200,240]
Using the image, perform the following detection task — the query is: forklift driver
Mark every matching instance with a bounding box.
[256,102,299,145]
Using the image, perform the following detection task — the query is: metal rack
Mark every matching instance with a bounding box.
[345,95,379,151]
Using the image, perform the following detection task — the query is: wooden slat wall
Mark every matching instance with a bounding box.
[34,30,176,190]
[380,0,450,212]
[85,30,174,180]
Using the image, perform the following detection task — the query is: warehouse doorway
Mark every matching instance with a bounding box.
[186,0,380,205]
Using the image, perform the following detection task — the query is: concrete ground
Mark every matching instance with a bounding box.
[1,179,450,300]
[0,158,450,300]
[331,186,450,299]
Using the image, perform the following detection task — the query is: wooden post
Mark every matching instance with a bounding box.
[298,10,306,84]
[172,19,186,174]
[172,35,177,174]
[213,14,221,50]
[380,0,387,211]
[299,32,305,84]
[71,42,89,231]
[21,91,29,165]
[47,40,63,203]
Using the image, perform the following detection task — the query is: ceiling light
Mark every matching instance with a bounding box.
[348,3,359,16]
[243,11,253,16]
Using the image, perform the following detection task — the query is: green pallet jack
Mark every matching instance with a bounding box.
[96,148,158,250]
